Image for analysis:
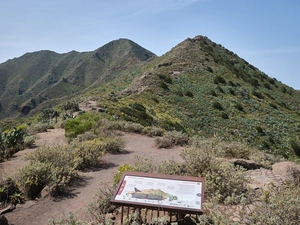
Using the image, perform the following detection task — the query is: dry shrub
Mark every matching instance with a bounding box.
[26,123,48,135]
[72,139,105,169]
[133,155,156,173]
[239,183,300,224]
[155,131,189,148]
[23,135,36,148]
[157,159,185,175]
[103,136,126,153]
[48,213,84,225]
[142,126,164,137]
[88,182,116,224]
[181,138,249,204]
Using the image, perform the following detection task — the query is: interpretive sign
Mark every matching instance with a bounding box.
[111,172,205,213]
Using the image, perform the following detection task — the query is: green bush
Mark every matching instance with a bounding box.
[0,178,22,204]
[114,164,134,185]
[62,100,79,112]
[64,111,100,138]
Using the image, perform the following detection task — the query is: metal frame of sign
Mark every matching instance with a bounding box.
[111,171,205,213]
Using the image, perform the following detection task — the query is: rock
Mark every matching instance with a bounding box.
[36,186,51,200]
[0,215,8,225]
[229,159,261,170]
[0,204,15,215]
[272,161,300,180]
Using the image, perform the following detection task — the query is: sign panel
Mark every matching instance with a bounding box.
[111,172,204,212]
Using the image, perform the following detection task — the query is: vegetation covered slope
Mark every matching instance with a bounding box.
[90,36,300,158]
[1,35,300,158]
[0,39,155,119]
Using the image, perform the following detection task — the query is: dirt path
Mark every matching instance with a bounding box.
[3,130,183,225]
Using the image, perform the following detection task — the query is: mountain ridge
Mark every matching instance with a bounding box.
[1,35,300,158]
[0,38,155,118]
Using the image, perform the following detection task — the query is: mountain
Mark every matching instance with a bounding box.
[0,39,155,119]
[90,36,300,158]
[1,35,300,158]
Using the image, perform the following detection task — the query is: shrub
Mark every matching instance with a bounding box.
[64,111,100,138]
[208,89,217,97]
[158,74,172,83]
[157,160,185,176]
[62,100,79,112]
[0,178,22,204]
[185,90,194,98]
[20,145,78,198]
[240,184,300,224]
[160,82,169,90]
[114,164,134,185]
[290,139,300,157]
[181,138,249,203]
[205,162,248,204]
[206,66,213,73]
[155,136,173,148]
[263,82,272,90]
[133,155,156,173]
[212,101,223,110]
[252,90,264,99]
[213,75,226,84]
[221,112,229,119]
[250,78,259,87]
[155,131,189,148]
[48,213,83,225]
[26,123,48,135]
[23,135,36,148]
[142,126,164,137]
[228,88,235,95]
[256,126,265,136]
[103,136,126,153]
[123,122,144,133]
[88,182,117,224]
[234,103,244,111]
[269,102,277,109]
[215,141,252,159]
[72,139,105,169]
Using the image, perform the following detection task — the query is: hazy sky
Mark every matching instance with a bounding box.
[1,0,299,89]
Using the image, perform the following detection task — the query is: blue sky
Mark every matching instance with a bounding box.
[1,0,299,89]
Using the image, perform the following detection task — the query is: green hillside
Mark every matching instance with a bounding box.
[1,35,300,158]
[0,39,155,119]
[87,36,300,158]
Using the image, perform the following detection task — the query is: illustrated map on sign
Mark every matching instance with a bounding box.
[114,175,202,211]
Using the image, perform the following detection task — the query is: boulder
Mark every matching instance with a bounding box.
[0,215,8,225]
[272,161,300,180]
[229,159,261,170]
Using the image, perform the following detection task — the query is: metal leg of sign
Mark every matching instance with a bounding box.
[120,206,124,225]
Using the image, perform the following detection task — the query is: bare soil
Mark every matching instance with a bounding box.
[2,129,183,225]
